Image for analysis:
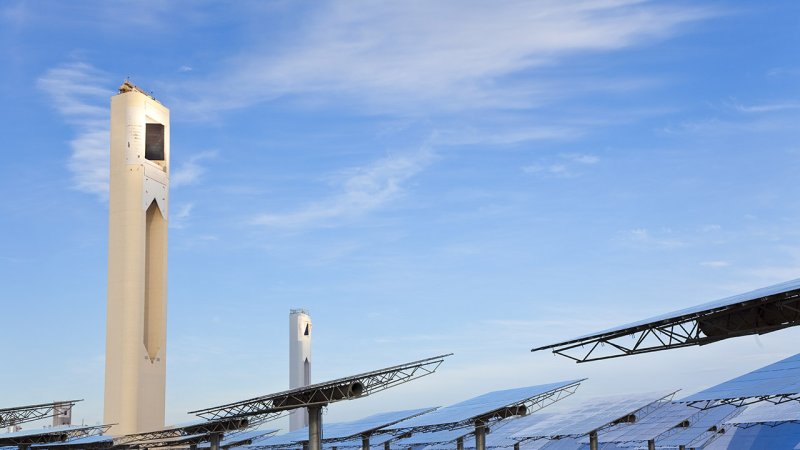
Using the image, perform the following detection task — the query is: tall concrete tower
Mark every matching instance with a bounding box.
[289,309,312,431]
[104,81,170,435]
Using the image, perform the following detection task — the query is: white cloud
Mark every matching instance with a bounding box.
[251,149,434,228]
[620,228,686,250]
[522,152,599,178]
[562,153,600,164]
[434,125,580,146]
[701,260,730,268]
[38,62,113,198]
[170,203,194,229]
[523,163,571,177]
[700,224,722,232]
[176,1,715,116]
[729,100,800,114]
[171,150,218,188]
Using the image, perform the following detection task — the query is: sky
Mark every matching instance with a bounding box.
[1,0,800,432]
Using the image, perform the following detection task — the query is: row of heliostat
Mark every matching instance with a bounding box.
[236,351,800,450]
[4,346,800,450]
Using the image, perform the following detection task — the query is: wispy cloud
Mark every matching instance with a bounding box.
[170,203,194,229]
[251,149,434,228]
[172,150,218,188]
[767,67,800,78]
[522,163,570,177]
[660,115,798,136]
[727,99,800,114]
[700,224,722,233]
[619,228,686,250]
[37,62,113,198]
[176,1,715,116]
[701,260,730,268]
[433,125,580,146]
[562,153,600,165]
[522,152,600,178]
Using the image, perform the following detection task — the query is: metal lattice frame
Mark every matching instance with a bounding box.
[532,289,800,363]
[210,429,281,449]
[632,402,739,448]
[0,401,82,428]
[389,431,473,448]
[728,419,800,429]
[27,438,115,450]
[189,354,452,421]
[0,425,111,446]
[320,408,440,444]
[514,392,678,445]
[687,393,800,410]
[113,418,250,446]
[393,380,585,434]
[584,397,680,444]
[126,433,211,448]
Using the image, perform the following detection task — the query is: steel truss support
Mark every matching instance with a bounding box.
[532,289,800,363]
[0,425,111,448]
[191,355,451,421]
[688,392,800,410]
[396,380,584,434]
[0,401,82,428]
[113,418,249,446]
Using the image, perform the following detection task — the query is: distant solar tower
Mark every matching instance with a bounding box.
[52,403,72,427]
[289,309,312,431]
[104,81,170,435]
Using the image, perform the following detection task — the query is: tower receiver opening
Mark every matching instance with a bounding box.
[145,123,165,161]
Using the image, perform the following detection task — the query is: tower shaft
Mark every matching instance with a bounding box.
[289,309,312,431]
[104,84,170,435]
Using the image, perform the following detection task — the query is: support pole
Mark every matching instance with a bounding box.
[589,431,598,450]
[475,421,486,450]
[308,405,323,450]
[648,439,655,450]
[678,446,685,450]
[513,443,520,450]
[191,445,198,450]
[384,442,390,450]
[362,435,370,450]
[457,437,464,450]
[210,433,222,450]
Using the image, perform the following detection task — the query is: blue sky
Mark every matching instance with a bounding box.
[2,0,800,431]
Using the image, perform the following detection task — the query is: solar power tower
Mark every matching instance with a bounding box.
[385,380,584,450]
[104,81,171,435]
[531,278,800,362]
[290,309,312,431]
[189,354,451,450]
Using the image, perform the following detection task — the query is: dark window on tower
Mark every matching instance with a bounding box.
[304,324,310,336]
[145,123,165,161]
